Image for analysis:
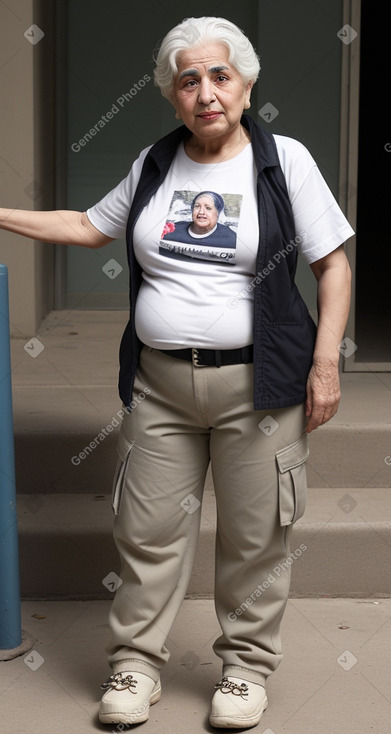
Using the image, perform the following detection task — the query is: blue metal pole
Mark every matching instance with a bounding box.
[0,264,22,650]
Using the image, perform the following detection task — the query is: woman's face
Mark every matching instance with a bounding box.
[172,42,252,146]
[191,195,219,234]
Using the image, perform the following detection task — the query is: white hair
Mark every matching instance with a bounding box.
[153,17,260,101]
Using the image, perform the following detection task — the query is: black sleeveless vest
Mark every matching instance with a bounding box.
[120,114,317,410]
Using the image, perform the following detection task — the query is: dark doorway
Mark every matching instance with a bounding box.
[355,0,391,362]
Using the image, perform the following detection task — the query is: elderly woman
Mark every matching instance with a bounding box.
[0,16,353,730]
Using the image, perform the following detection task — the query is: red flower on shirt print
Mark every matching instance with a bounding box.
[161,221,175,237]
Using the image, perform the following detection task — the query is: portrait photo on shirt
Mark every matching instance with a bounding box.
[159,190,242,265]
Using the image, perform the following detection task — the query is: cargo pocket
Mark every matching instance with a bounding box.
[276,433,309,526]
[111,432,134,515]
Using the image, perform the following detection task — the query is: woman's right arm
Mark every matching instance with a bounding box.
[0,208,114,248]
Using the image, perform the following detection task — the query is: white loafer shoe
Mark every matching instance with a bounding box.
[210,676,268,729]
[99,671,161,725]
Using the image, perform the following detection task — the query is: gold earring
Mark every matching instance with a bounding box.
[175,111,181,120]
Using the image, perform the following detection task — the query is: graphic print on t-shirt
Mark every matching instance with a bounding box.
[159,190,242,265]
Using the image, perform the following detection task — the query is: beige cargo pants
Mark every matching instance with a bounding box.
[107,346,309,686]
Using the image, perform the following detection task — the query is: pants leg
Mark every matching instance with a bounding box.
[208,362,308,685]
[106,350,308,685]
[106,348,210,677]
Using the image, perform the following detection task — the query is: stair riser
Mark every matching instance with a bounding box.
[18,524,391,600]
[307,428,391,488]
[15,426,391,492]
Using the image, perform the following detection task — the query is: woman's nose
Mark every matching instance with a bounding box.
[198,78,216,105]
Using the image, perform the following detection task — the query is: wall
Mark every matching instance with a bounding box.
[0,0,54,337]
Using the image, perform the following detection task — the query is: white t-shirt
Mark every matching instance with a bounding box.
[87,136,354,349]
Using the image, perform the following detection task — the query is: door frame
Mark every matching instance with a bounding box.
[54,0,67,310]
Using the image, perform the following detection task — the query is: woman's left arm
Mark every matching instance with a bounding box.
[305,244,352,433]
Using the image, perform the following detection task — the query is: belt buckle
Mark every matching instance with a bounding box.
[192,348,203,367]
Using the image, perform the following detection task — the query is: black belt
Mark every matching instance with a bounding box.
[157,345,253,367]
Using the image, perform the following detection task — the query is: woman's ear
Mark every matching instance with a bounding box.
[244,81,254,110]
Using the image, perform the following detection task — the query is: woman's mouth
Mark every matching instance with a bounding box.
[197,112,222,121]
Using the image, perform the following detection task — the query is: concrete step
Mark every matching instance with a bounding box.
[16,487,391,600]
[10,311,391,491]
[9,311,391,599]
[12,411,391,492]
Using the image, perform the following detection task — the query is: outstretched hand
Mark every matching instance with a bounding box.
[305,361,341,433]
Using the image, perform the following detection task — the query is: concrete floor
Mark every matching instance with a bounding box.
[1,598,391,734]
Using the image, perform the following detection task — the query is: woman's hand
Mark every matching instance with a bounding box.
[305,360,341,433]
